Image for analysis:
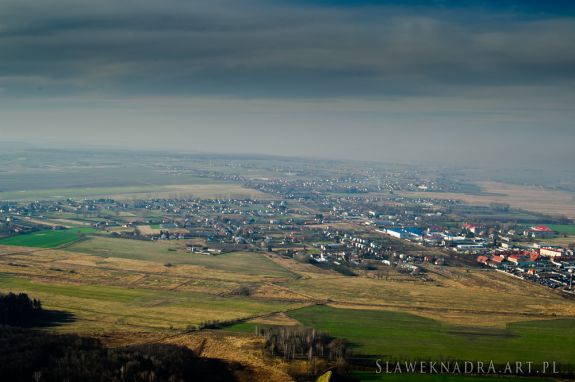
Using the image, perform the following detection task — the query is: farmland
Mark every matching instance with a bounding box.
[548,224,575,235]
[2,224,575,381]
[287,305,575,364]
[280,265,575,328]
[0,230,306,334]
[0,270,304,333]
[66,236,296,278]
[2,237,574,336]
[0,227,97,248]
[404,181,575,219]
[228,306,575,381]
[0,183,269,201]
[2,151,575,381]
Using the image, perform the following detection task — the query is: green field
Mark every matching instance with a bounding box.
[65,236,296,278]
[226,306,575,366]
[226,305,574,380]
[289,306,575,363]
[547,224,575,235]
[0,228,97,248]
[285,306,575,364]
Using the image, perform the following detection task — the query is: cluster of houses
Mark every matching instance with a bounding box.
[309,231,383,267]
[374,222,574,292]
[302,229,444,277]
[378,224,574,254]
[477,248,574,291]
[469,224,574,292]
[377,226,488,252]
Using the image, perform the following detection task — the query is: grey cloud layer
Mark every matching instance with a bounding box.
[1,0,574,98]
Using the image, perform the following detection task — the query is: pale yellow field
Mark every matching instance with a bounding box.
[0,244,305,333]
[248,312,301,326]
[2,235,575,333]
[404,181,575,219]
[136,225,162,235]
[272,261,575,328]
[0,183,272,201]
[112,184,272,200]
[50,218,94,226]
[20,217,74,228]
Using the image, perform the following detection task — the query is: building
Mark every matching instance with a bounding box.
[477,255,489,265]
[540,247,565,258]
[380,228,405,239]
[463,223,484,234]
[492,255,505,264]
[524,225,555,239]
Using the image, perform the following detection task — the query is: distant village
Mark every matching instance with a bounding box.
[1,163,574,295]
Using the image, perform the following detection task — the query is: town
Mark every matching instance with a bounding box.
[2,157,574,296]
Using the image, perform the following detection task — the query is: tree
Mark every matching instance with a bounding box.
[0,292,43,326]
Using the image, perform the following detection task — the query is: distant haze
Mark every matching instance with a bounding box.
[0,0,574,170]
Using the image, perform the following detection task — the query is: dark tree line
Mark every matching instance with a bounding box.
[0,326,237,382]
[0,292,42,326]
[259,326,347,363]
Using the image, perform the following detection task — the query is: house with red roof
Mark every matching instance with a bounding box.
[463,223,486,234]
[524,225,555,239]
[476,255,489,265]
[529,252,540,262]
[507,254,532,266]
[491,255,505,264]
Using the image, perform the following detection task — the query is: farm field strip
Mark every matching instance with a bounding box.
[0,272,305,333]
[65,236,297,278]
[2,237,575,328]
[402,181,575,219]
[540,224,575,235]
[280,267,575,327]
[0,244,301,295]
[0,183,270,201]
[229,305,575,365]
[0,228,97,248]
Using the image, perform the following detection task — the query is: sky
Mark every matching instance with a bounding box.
[0,0,574,168]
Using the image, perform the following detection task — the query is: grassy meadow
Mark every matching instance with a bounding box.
[547,224,575,235]
[280,266,575,328]
[284,305,575,364]
[0,272,303,333]
[0,227,97,248]
[66,236,296,278]
[228,304,575,382]
[0,231,303,333]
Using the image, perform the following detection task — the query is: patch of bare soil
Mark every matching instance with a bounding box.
[248,312,301,327]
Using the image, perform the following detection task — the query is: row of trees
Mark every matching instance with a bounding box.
[0,292,42,326]
[259,326,348,363]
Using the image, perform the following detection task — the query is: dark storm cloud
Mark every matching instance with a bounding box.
[1,0,574,98]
